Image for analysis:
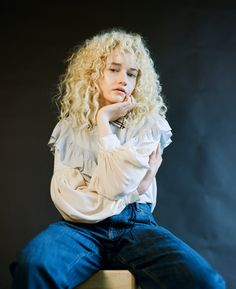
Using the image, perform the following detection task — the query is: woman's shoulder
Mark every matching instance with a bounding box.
[49,116,89,137]
[125,106,172,152]
[146,106,171,128]
[129,106,171,134]
[48,116,90,150]
[48,117,98,172]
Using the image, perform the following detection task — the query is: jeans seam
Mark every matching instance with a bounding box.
[63,251,99,288]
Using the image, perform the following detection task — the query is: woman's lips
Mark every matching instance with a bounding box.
[112,89,126,95]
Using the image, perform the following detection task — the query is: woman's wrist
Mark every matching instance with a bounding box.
[137,169,155,195]
[97,110,112,137]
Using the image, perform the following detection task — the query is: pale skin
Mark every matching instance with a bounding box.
[96,49,162,195]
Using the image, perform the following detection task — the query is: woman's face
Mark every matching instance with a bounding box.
[98,50,139,106]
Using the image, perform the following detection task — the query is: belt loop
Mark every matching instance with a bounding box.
[135,202,141,212]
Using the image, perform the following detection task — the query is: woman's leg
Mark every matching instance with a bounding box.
[111,203,226,289]
[10,220,105,289]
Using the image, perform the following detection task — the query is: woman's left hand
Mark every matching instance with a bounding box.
[137,144,162,195]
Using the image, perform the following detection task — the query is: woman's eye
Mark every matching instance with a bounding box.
[128,73,136,78]
[109,68,118,72]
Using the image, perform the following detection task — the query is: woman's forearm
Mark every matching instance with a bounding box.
[97,111,113,137]
[137,169,155,195]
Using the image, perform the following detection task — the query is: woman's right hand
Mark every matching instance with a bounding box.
[97,95,136,123]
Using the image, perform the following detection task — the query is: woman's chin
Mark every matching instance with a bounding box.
[110,93,125,102]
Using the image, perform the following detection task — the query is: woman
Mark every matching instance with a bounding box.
[10,29,225,289]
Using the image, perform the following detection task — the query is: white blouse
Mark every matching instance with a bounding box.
[48,107,172,223]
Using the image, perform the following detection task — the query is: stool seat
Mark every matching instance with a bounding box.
[76,270,137,289]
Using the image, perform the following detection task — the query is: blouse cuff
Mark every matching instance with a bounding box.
[99,134,121,151]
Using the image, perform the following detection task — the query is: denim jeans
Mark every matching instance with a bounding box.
[10,203,226,289]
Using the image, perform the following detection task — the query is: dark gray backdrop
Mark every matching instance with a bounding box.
[1,1,235,289]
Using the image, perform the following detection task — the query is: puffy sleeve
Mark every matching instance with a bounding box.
[88,109,172,201]
[48,118,97,179]
[50,149,135,223]
[156,115,172,154]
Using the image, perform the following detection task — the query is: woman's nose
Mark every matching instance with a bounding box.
[118,72,127,86]
[119,79,127,86]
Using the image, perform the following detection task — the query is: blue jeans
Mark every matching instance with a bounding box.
[10,203,225,289]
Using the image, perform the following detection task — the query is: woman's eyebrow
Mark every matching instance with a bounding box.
[129,68,138,72]
[109,62,121,67]
[109,62,138,71]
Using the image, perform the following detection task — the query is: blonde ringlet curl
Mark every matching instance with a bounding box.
[55,28,167,130]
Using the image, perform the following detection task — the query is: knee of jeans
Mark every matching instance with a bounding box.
[11,246,52,277]
[11,252,41,275]
[190,266,226,289]
[10,251,65,289]
[201,270,226,289]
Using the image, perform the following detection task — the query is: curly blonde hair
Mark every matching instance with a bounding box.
[55,28,167,130]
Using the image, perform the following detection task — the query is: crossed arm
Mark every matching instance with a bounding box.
[96,95,162,197]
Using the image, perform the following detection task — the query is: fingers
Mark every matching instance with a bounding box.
[148,144,162,166]
[124,94,131,102]
[149,144,160,158]
[120,95,136,116]
[155,144,160,156]
[124,95,136,105]
[149,150,156,161]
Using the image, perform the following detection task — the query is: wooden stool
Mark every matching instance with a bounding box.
[75,270,138,289]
